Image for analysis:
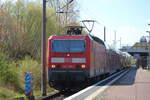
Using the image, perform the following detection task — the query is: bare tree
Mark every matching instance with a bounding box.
[47,0,79,26]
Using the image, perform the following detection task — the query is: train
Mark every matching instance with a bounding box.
[47,26,131,90]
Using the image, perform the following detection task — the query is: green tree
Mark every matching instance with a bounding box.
[0,0,64,60]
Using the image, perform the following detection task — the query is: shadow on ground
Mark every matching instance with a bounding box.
[96,67,138,87]
[112,67,138,86]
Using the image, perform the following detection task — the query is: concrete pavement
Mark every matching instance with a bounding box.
[101,68,150,100]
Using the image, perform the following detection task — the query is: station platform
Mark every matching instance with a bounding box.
[101,68,150,100]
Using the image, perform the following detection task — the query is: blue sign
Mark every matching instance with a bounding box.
[25,72,32,96]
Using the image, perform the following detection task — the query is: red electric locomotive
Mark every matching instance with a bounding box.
[48,26,126,89]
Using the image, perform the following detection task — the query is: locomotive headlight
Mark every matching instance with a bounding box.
[51,65,56,68]
[81,64,86,69]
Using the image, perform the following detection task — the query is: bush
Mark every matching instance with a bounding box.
[18,56,41,89]
[0,52,21,92]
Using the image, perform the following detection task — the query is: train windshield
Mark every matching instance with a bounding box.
[52,39,86,52]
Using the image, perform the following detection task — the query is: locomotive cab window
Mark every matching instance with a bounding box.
[52,39,86,52]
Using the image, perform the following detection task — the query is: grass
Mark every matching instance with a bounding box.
[0,87,21,100]
[33,86,55,98]
[0,85,55,100]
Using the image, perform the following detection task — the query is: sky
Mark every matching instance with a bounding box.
[2,0,150,48]
[77,0,150,48]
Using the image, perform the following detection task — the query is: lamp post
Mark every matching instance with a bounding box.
[146,30,150,69]
[146,24,150,69]
[104,26,106,42]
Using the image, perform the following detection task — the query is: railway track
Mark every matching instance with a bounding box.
[39,68,129,100]
[38,89,79,100]
[44,91,64,100]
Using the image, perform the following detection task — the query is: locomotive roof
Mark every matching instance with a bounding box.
[89,35,106,47]
[104,42,111,50]
[122,52,131,57]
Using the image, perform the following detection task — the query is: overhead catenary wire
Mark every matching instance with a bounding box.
[78,6,124,48]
